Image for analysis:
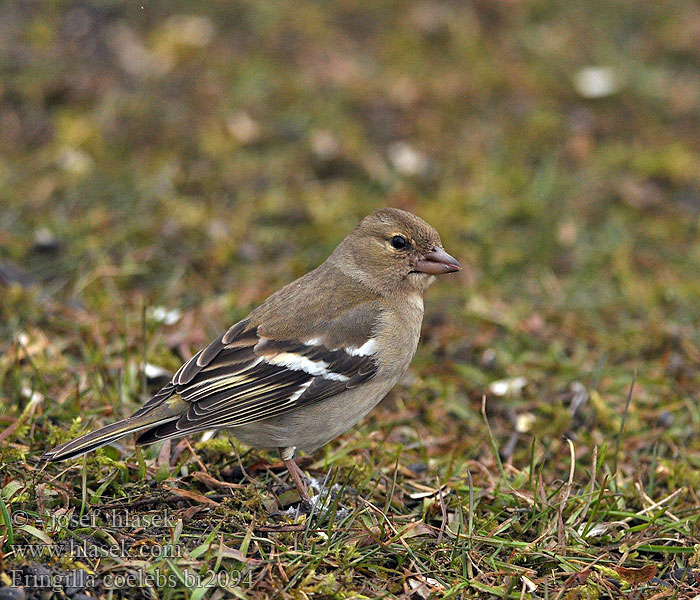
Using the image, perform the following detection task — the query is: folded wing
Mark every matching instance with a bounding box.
[134,320,378,444]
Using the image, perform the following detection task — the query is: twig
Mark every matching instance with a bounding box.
[184,438,208,474]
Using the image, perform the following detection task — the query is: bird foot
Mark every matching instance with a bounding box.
[283,456,313,507]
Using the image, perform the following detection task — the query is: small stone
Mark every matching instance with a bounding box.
[143,363,171,381]
[568,381,589,417]
[226,111,261,145]
[574,66,621,99]
[489,377,528,397]
[387,141,430,177]
[481,348,497,369]
[0,588,26,600]
[63,569,89,596]
[57,146,94,175]
[515,413,536,433]
[407,462,427,474]
[657,411,674,428]
[668,568,697,582]
[147,306,182,326]
[23,564,52,585]
[310,130,340,161]
[33,227,62,254]
[557,222,578,246]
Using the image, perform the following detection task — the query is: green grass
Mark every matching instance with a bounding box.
[1,1,700,598]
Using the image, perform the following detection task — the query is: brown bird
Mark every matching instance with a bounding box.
[42,208,461,503]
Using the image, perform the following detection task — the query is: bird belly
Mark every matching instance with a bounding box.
[228,301,422,454]
[228,374,400,453]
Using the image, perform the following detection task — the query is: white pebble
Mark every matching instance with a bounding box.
[574,66,621,99]
[489,376,528,397]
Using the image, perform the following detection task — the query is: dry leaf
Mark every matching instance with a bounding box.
[212,543,263,564]
[400,522,435,540]
[616,564,657,584]
[162,485,219,506]
[193,471,244,489]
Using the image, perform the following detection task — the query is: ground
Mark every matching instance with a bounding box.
[1,1,700,599]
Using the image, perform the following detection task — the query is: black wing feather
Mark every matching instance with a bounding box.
[134,318,378,444]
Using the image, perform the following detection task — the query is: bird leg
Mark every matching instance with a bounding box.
[279,446,311,504]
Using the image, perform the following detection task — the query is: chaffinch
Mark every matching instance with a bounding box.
[42,208,461,502]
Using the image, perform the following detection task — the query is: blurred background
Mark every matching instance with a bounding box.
[1,0,699,479]
[2,2,700,596]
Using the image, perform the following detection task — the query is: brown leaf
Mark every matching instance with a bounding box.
[193,471,244,489]
[348,524,386,548]
[399,522,435,540]
[212,542,263,564]
[176,505,209,522]
[616,564,657,584]
[574,568,591,584]
[162,485,219,506]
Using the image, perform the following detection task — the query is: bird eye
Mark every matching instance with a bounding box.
[390,235,407,250]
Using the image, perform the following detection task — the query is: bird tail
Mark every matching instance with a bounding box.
[40,407,181,462]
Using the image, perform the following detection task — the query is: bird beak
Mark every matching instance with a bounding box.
[414,247,462,275]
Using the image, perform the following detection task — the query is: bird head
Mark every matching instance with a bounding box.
[332,208,461,295]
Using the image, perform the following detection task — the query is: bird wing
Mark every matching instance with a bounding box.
[133,319,379,444]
